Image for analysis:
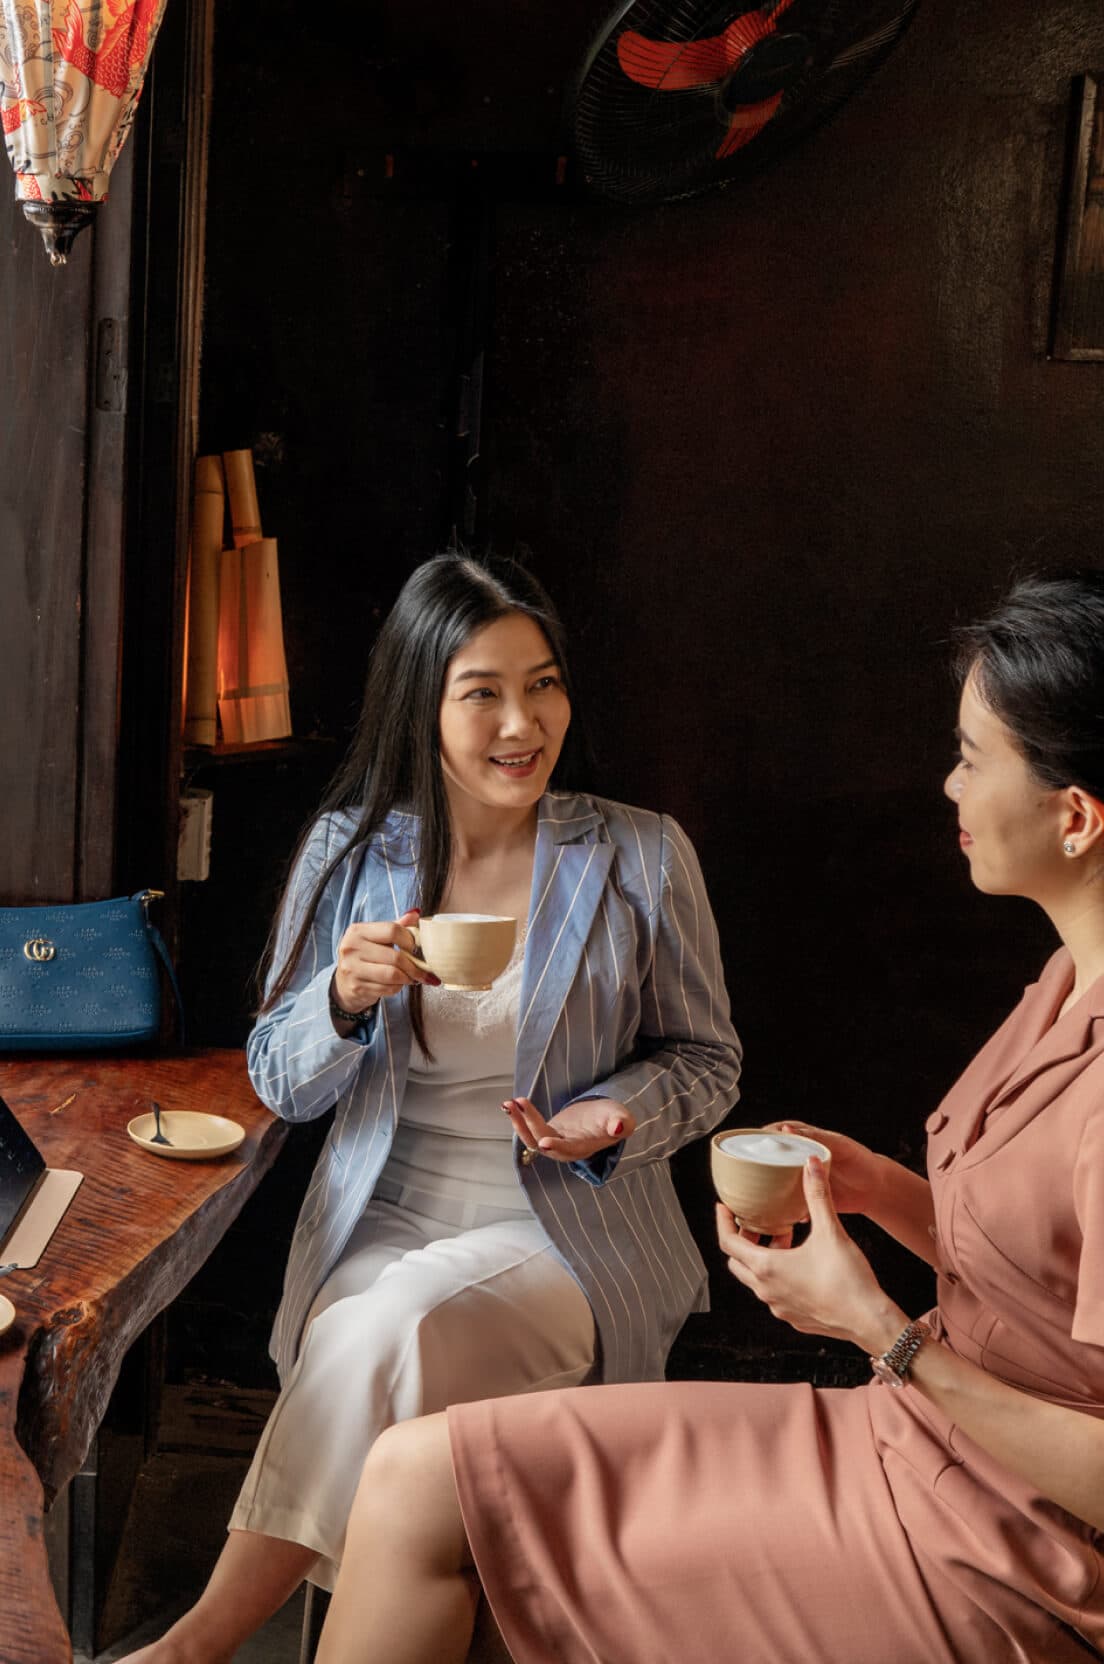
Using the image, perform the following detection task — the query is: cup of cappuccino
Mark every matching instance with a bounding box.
[710,1127,831,1234]
[408,914,517,991]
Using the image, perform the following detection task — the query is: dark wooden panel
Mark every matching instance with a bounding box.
[0,93,141,908]
[78,144,138,901]
[0,200,94,903]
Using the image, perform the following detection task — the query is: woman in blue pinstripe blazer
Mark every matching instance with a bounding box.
[121,553,740,1664]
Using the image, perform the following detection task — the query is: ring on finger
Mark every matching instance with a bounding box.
[520,1144,540,1166]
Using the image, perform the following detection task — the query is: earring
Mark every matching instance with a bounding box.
[1063,840,1076,855]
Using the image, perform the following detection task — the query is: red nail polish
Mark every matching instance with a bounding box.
[612,1120,624,1136]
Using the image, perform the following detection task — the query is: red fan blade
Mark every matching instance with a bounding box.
[715,92,782,155]
[617,10,775,92]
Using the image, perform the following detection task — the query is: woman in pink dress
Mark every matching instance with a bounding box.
[313,571,1104,1664]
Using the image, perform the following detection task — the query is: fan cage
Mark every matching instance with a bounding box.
[571,0,919,204]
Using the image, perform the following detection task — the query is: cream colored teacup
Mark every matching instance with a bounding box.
[710,1127,831,1235]
[409,914,517,991]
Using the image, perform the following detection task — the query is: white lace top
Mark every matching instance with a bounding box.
[376,929,529,1219]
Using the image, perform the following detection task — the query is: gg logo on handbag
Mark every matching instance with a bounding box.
[22,938,56,963]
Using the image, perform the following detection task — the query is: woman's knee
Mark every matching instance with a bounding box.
[355,1414,469,1567]
[365,1414,450,1502]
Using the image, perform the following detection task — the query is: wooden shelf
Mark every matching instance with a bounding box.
[183,735,337,771]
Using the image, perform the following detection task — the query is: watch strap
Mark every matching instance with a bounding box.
[329,978,375,1025]
[870,1319,932,1387]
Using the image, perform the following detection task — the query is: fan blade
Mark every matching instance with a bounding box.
[826,16,914,70]
[715,92,782,156]
[617,11,774,92]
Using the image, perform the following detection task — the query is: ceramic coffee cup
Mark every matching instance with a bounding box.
[408,914,517,991]
[710,1127,831,1234]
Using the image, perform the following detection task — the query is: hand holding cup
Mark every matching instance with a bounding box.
[710,1126,832,1235]
[718,1157,905,1354]
[332,909,439,1016]
[767,1120,883,1217]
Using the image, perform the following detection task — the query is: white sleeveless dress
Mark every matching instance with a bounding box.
[229,931,596,1587]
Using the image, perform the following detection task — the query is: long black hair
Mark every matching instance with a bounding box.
[260,553,589,1053]
[954,569,1104,798]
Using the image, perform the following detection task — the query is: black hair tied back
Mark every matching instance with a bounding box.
[954,569,1104,800]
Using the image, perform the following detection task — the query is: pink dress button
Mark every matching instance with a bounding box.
[926,1110,949,1134]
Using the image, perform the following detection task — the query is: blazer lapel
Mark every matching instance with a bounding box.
[515,794,614,1101]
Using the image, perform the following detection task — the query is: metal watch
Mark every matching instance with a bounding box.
[870,1320,932,1387]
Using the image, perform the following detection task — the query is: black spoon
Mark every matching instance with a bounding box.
[149,1101,173,1147]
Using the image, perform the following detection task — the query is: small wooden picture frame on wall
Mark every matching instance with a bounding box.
[1052,74,1104,361]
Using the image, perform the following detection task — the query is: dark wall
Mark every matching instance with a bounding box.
[181,0,1104,1377]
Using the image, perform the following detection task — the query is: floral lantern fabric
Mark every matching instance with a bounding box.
[0,0,169,264]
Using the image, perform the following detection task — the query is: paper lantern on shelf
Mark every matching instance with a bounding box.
[182,455,225,747]
[217,539,293,746]
[0,0,169,265]
[223,448,263,548]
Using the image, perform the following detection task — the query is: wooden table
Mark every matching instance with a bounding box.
[0,1051,288,1663]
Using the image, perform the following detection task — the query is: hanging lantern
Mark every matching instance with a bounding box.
[0,0,169,265]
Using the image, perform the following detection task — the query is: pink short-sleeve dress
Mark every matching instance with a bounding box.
[448,950,1104,1663]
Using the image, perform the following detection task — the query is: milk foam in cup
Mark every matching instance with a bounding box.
[718,1132,824,1165]
[710,1126,831,1233]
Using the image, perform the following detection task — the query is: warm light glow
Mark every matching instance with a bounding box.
[216,538,292,745]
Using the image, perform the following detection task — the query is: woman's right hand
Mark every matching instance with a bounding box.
[331,909,440,1014]
[767,1121,885,1217]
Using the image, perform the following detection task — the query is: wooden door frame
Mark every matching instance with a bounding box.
[115,0,215,957]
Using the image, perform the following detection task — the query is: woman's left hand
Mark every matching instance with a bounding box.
[717,1157,905,1354]
[503,1096,635,1163]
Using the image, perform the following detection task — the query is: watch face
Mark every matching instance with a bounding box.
[870,1355,905,1387]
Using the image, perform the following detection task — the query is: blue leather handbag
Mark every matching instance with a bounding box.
[0,890,182,1053]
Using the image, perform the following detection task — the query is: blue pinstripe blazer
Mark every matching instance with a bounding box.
[248,791,742,1385]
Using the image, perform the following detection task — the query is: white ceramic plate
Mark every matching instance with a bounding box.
[126,1110,246,1161]
[0,1294,15,1336]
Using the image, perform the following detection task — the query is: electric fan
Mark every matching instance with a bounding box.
[570,0,919,203]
